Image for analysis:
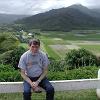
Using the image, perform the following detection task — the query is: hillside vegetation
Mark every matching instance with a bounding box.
[15,4,100,31]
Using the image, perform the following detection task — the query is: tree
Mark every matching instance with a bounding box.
[0,32,19,53]
[65,48,97,69]
[0,32,20,65]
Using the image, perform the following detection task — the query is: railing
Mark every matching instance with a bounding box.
[0,79,100,93]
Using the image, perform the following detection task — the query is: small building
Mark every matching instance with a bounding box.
[28,33,33,36]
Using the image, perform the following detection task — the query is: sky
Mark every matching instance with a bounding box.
[0,0,99,15]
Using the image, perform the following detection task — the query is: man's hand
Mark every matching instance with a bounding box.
[31,81,42,93]
[31,81,39,89]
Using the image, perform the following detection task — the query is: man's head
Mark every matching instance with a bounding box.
[28,39,40,53]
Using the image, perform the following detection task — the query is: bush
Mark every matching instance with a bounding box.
[65,48,97,69]
[0,64,14,72]
[0,71,22,82]
[49,59,66,72]
[65,66,99,80]
[47,71,66,80]
[47,66,99,80]
[0,64,22,81]
[0,50,13,64]
[9,46,26,69]
[0,64,99,81]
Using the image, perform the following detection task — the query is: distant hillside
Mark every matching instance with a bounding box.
[91,8,100,15]
[69,4,100,18]
[15,4,100,31]
[0,14,30,24]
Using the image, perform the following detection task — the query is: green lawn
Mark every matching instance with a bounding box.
[0,89,98,100]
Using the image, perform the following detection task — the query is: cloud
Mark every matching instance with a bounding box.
[84,0,100,8]
[0,0,99,15]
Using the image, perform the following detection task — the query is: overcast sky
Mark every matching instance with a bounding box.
[0,0,99,15]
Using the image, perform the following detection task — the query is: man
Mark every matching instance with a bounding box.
[18,39,54,100]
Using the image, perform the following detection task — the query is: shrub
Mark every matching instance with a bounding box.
[0,64,14,72]
[65,66,99,80]
[9,46,26,69]
[47,66,99,80]
[47,71,66,80]
[0,64,99,81]
[65,48,97,69]
[0,71,22,82]
[0,64,22,82]
[49,59,66,72]
[0,50,13,64]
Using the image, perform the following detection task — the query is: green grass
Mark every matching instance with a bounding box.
[41,37,61,59]
[43,43,60,59]
[0,89,98,100]
[79,45,100,55]
[40,36,70,45]
[39,31,100,59]
[41,31,100,41]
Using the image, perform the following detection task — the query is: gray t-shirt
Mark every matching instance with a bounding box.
[18,50,49,77]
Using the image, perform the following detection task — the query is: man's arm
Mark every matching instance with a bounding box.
[37,66,48,83]
[36,53,49,84]
[20,69,33,87]
[32,67,48,88]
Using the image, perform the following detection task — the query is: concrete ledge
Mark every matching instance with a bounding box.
[0,79,100,93]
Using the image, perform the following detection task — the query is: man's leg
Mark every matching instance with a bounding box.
[39,78,55,100]
[23,81,31,100]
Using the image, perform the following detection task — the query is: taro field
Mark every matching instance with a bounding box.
[38,31,100,59]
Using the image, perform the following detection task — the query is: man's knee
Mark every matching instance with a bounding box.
[24,88,31,93]
[23,81,31,93]
[46,86,54,93]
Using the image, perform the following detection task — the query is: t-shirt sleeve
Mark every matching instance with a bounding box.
[18,55,27,70]
[42,54,50,68]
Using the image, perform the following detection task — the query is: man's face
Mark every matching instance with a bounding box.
[29,44,40,53]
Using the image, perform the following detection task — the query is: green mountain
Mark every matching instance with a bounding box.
[91,8,100,16]
[0,14,29,24]
[15,5,100,31]
[68,4,100,18]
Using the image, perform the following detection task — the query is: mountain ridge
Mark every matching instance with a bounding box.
[0,13,30,24]
[15,4,100,31]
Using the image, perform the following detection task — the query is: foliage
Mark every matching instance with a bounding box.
[8,46,26,69]
[0,63,99,81]
[65,48,97,69]
[0,32,21,67]
[0,71,22,82]
[0,50,13,64]
[48,66,99,80]
[0,46,26,69]
[0,64,22,82]
[0,64,14,72]
[49,59,66,72]
[0,32,19,53]
[15,7,100,31]
[65,66,98,80]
